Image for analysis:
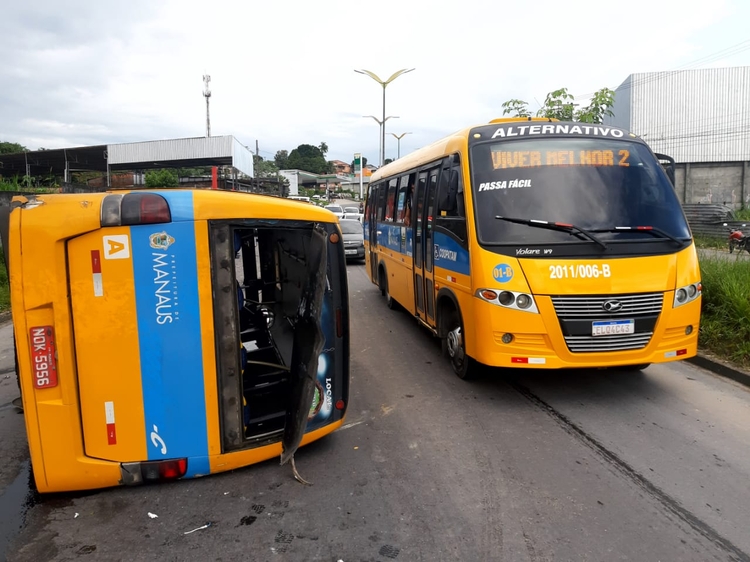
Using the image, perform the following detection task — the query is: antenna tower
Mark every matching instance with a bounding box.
[203,74,212,137]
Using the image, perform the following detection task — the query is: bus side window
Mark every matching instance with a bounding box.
[395,175,415,225]
[376,182,387,222]
[436,155,467,242]
[384,178,398,222]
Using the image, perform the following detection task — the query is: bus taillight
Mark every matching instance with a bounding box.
[120,458,188,485]
[101,193,171,227]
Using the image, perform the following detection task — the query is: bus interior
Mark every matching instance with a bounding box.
[223,221,328,447]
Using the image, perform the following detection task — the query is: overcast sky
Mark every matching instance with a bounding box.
[2,0,749,165]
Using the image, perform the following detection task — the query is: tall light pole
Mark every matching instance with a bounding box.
[389,132,412,159]
[354,68,415,167]
[363,115,398,165]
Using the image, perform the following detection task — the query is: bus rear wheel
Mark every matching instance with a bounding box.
[378,266,397,309]
[442,308,477,380]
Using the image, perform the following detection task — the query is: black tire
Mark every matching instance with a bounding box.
[729,240,735,254]
[441,306,478,380]
[378,266,397,309]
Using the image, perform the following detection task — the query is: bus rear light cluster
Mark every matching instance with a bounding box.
[673,282,701,308]
[120,458,188,486]
[475,288,539,314]
[101,193,172,227]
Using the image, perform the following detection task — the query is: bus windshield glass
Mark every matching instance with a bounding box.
[470,138,691,247]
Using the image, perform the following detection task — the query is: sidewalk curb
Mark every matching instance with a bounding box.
[687,354,750,389]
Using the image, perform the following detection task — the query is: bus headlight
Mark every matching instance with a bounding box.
[516,294,532,309]
[476,289,538,314]
[673,282,701,308]
[498,291,515,306]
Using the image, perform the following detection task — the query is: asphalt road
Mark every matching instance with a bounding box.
[2,264,750,561]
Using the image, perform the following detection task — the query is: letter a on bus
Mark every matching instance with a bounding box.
[103,235,130,259]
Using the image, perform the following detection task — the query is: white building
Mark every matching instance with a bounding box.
[604,66,750,163]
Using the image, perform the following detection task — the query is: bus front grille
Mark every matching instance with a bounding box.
[563,332,654,353]
[550,292,662,353]
[550,292,663,318]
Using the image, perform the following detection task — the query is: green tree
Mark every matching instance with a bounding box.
[384,158,394,165]
[501,99,531,118]
[145,169,179,188]
[0,142,27,154]
[253,154,280,178]
[537,88,577,121]
[274,150,289,170]
[575,87,615,124]
[501,87,615,124]
[286,144,332,174]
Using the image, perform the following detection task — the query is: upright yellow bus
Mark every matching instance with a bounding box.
[364,118,701,379]
[2,188,350,492]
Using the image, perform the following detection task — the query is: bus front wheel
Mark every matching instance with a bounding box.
[442,308,477,380]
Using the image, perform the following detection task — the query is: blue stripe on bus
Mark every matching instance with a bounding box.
[433,231,470,275]
[376,223,411,255]
[131,204,210,478]
[145,190,196,222]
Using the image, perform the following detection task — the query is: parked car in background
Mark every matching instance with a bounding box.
[344,207,359,214]
[339,218,365,261]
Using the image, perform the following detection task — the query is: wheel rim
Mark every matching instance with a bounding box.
[447,325,464,365]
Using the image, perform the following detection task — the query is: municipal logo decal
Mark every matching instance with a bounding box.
[149,232,175,250]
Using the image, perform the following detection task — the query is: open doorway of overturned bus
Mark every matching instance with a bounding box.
[209,219,349,453]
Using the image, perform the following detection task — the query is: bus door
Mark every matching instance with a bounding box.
[366,184,379,281]
[413,168,439,325]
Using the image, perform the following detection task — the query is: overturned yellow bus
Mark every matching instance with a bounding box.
[2,188,350,492]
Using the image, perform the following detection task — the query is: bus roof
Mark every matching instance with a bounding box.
[370,117,639,183]
[24,188,340,223]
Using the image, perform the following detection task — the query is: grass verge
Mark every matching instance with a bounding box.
[698,256,750,368]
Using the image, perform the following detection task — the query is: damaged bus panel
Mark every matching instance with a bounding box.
[1,189,350,493]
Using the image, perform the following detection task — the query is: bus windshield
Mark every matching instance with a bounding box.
[469,138,691,248]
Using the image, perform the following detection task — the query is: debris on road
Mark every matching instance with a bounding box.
[184,522,212,535]
[147,512,158,519]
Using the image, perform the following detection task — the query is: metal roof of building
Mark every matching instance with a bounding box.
[0,135,254,178]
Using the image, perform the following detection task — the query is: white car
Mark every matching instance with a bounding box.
[342,212,364,223]
[324,204,344,218]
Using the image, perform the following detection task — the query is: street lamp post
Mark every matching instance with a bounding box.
[389,132,412,159]
[363,115,399,165]
[355,68,415,167]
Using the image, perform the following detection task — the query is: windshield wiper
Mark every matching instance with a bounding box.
[589,226,684,246]
[494,216,608,250]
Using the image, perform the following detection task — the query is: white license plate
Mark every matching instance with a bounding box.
[592,319,634,336]
[345,249,357,255]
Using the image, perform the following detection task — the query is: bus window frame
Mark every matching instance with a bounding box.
[434,154,468,246]
[384,178,398,222]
